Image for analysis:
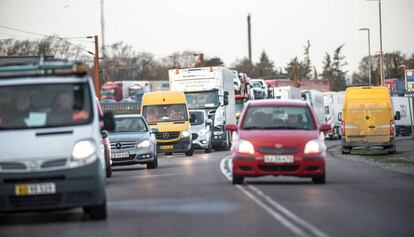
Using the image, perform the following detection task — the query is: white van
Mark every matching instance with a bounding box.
[0,61,113,219]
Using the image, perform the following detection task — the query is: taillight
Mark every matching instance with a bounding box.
[342,120,345,137]
[390,120,395,135]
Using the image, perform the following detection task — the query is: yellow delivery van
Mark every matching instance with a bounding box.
[141,91,193,156]
[341,86,400,154]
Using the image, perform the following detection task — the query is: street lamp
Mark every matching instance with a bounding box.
[359,28,372,86]
[367,0,384,86]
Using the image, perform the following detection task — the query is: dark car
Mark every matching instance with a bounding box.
[109,114,158,169]
[226,100,331,184]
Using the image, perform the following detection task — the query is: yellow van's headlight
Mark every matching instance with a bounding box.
[181,130,190,138]
[72,140,96,161]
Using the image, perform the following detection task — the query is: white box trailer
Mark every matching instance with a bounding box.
[301,89,326,125]
[323,91,345,139]
[169,67,236,150]
[392,96,413,136]
[273,86,302,100]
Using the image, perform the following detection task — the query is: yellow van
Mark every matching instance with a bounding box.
[141,91,193,156]
[341,86,400,154]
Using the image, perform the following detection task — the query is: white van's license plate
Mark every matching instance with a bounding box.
[111,152,129,159]
[15,183,56,196]
[264,155,294,163]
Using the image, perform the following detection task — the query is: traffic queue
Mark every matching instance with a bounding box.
[0,57,407,219]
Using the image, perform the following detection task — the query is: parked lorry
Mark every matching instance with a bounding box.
[169,67,236,151]
[100,81,142,102]
[101,81,122,101]
[301,89,325,125]
[323,91,345,139]
[391,96,413,136]
[273,86,302,100]
[127,81,150,102]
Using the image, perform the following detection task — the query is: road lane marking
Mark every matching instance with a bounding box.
[248,185,330,237]
[235,184,308,237]
[219,156,330,237]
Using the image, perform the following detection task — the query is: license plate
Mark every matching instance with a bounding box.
[160,145,173,150]
[15,183,56,196]
[111,152,129,159]
[264,155,294,163]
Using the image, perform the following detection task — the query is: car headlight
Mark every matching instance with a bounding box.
[237,139,255,154]
[198,128,207,136]
[181,130,190,138]
[137,140,151,148]
[72,140,96,161]
[304,139,326,154]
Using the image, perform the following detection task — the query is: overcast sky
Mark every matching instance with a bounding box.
[1,0,413,76]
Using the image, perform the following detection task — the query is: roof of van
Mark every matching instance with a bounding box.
[345,86,390,99]
[142,91,187,105]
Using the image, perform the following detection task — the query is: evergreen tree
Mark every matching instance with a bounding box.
[331,44,347,91]
[254,50,276,78]
[301,40,312,80]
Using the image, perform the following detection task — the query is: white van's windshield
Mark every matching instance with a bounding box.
[0,83,93,129]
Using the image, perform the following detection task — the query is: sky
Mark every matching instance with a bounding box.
[1,0,413,76]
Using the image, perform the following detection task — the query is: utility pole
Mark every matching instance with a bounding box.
[100,0,106,83]
[92,35,100,99]
[247,14,252,64]
[378,0,384,86]
[359,28,372,86]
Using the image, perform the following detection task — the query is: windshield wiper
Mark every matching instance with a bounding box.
[243,126,267,130]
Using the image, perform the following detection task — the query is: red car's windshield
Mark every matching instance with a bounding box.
[241,105,315,130]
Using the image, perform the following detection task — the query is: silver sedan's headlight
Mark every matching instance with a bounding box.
[137,140,151,148]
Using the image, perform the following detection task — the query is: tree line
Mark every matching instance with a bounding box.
[1,36,413,91]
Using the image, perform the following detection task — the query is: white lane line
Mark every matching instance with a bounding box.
[219,155,232,181]
[219,156,330,237]
[113,173,183,179]
[248,185,330,237]
[235,184,309,237]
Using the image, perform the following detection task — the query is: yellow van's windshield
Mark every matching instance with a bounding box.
[142,104,188,124]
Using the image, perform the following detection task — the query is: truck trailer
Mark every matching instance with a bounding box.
[169,67,236,151]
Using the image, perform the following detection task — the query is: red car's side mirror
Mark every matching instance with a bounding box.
[320,123,331,132]
[226,124,237,132]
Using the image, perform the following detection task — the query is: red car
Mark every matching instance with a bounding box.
[226,100,331,184]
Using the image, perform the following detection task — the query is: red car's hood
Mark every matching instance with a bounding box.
[237,129,320,150]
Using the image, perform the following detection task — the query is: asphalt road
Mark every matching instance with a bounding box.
[1,143,414,237]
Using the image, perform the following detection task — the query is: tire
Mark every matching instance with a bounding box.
[205,142,212,153]
[312,173,326,184]
[185,148,194,156]
[342,147,351,154]
[232,175,244,185]
[104,149,112,178]
[147,150,158,169]
[84,198,107,220]
[387,146,396,154]
[165,152,173,156]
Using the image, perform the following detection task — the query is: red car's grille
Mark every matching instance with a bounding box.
[259,147,298,154]
[258,165,299,172]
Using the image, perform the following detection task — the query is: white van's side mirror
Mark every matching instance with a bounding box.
[338,112,342,122]
[394,111,401,121]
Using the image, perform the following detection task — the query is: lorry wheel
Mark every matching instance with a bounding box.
[84,198,107,220]
[342,147,351,154]
[185,148,194,156]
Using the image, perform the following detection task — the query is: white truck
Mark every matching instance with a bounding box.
[323,91,345,139]
[250,79,268,99]
[301,89,325,125]
[169,67,236,151]
[392,96,413,136]
[273,86,302,100]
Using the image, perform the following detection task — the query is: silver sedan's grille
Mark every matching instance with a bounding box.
[111,141,136,150]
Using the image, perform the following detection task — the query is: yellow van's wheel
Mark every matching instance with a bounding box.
[342,147,351,154]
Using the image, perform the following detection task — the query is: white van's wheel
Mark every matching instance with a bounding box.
[84,198,107,220]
